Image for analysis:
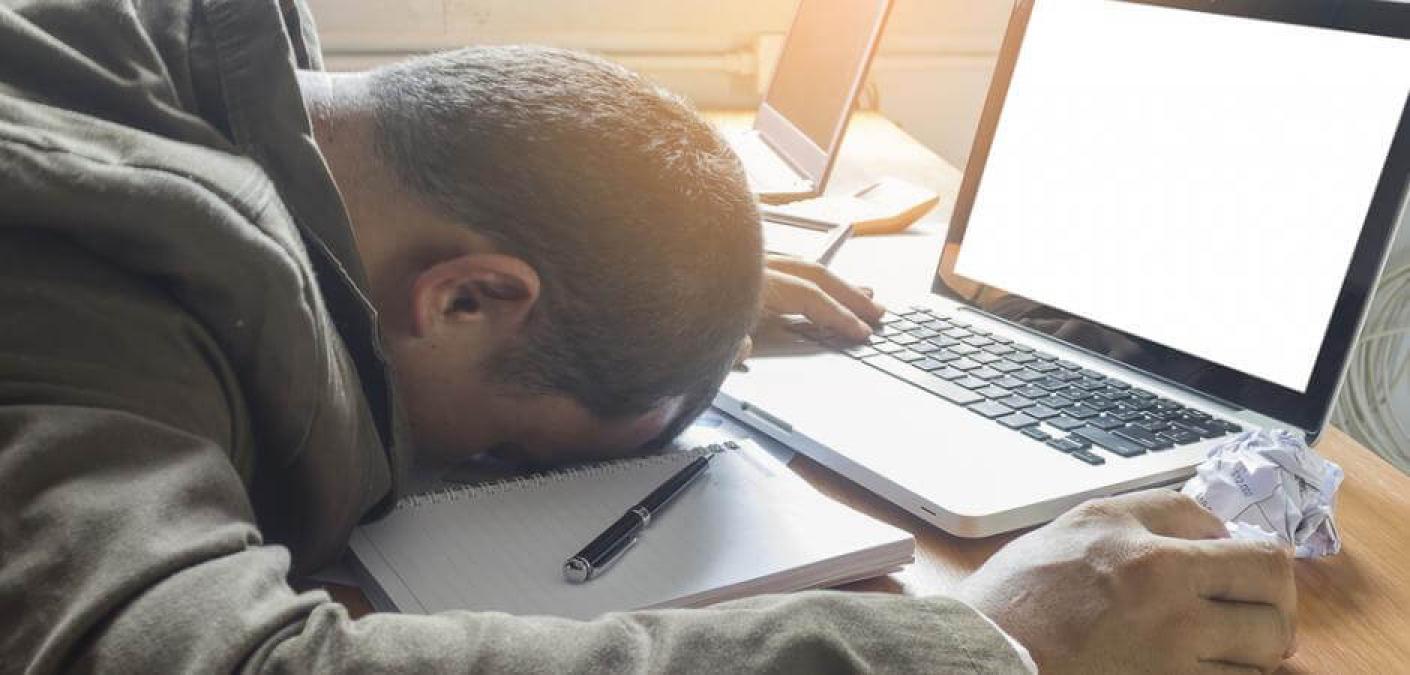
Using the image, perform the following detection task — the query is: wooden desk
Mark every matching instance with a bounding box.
[331,112,1410,672]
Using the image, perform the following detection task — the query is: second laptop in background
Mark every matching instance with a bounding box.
[725,0,892,203]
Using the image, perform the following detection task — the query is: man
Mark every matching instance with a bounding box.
[0,1,1295,672]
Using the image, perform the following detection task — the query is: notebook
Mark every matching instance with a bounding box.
[349,439,914,620]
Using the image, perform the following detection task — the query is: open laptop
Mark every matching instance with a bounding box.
[717,0,1410,537]
[727,0,892,203]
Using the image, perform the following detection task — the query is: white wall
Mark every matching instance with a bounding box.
[305,0,1011,167]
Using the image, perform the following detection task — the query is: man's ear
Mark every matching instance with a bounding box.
[408,253,541,338]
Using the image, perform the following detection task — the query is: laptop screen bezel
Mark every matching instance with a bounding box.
[754,0,894,192]
[934,0,1410,435]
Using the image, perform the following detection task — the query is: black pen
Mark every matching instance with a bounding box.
[563,448,721,583]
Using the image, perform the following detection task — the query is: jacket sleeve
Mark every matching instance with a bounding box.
[0,235,1027,674]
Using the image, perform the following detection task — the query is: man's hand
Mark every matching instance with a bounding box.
[956,490,1297,674]
[761,255,885,342]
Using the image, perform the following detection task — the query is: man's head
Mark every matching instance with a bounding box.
[305,46,762,468]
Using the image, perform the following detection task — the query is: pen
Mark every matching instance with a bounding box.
[563,449,718,583]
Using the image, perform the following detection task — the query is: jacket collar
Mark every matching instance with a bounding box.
[196,0,409,508]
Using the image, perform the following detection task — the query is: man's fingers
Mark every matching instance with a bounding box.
[1185,538,1297,616]
[1198,599,1295,671]
[1098,489,1229,540]
[766,256,886,324]
[762,270,871,341]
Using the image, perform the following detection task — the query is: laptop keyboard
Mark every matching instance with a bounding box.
[795,306,1241,466]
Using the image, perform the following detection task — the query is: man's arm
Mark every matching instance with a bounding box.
[0,233,1027,673]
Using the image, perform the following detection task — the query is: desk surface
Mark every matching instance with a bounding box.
[331,112,1410,672]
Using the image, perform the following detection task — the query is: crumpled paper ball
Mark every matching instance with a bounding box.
[1181,429,1344,558]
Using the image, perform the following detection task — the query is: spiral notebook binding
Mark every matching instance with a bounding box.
[396,442,730,511]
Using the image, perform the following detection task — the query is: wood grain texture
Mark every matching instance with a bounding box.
[325,112,1410,671]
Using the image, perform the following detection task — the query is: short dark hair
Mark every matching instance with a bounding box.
[368,46,762,421]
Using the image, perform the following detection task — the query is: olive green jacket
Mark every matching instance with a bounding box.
[0,0,1027,671]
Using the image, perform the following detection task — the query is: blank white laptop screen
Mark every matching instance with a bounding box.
[955,0,1410,393]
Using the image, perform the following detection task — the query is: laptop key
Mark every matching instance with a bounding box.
[1065,404,1099,420]
[1035,377,1069,391]
[993,376,1028,390]
[1072,427,1146,457]
[998,395,1035,410]
[1013,369,1046,383]
[891,320,920,331]
[971,367,1004,381]
[909,328,939,340]
[874,342,903,354]
[971,351,1002,365]
[1017,385,1050,399]
[1010,342,1035,353]
[950,358,981,371]
[862,354,984,405]
[1084,397,1116,412]
[1008,352,1037,365]
[990,360,1023,374]
[1046,436,1088,453]
[977,385,1011,399]
[1113,426,1174,451]
[1169,419,1222,439]
[998,412,1039,429]
[968,400,1015,419]
[983,343,1016,356]
[1055,359,1082,370]
[963,335,995,348]
[913,358,945,371]
[954,376,990,390]
[933,366,968,381]
[1024,404,1060,420]
[1029,361,1059,373]
[1159,429,1201,446]
[1181,409,1212,421]
[892,334,920,346]
[1107,407,1144,423]
[1134,418,1173,432]
[1047,416,1086,432]
[1104,379,1131,390]
[949,343,981,356]
[1071,449,1107,465]
[926,336,960,349]
[1089,415,1125,431]
[943,327,971,340]
[894,350,925,363]
[1021,427,1051,442]
[912,342,941,354]
[1038,394,1074,409]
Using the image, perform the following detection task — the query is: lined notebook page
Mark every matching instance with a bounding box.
[350,441,912,620]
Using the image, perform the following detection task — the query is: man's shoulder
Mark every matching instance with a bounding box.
[0,230,257,477]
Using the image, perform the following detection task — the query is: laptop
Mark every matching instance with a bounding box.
[727,0,892,203]
[717,0,1410,537]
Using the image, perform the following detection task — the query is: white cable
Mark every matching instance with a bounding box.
[1333,260,1410,472]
